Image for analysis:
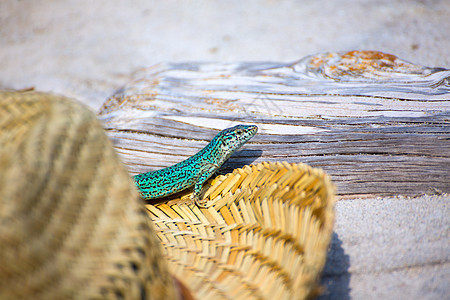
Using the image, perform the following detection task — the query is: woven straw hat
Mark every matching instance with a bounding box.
[0,91,178,299]
[0,91,335,299]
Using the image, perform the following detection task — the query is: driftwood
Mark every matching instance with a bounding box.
[98,51,450,198]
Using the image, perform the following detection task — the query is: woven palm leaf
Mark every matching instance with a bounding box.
[0,91,179,300]
[145,161,336,300]
[1,91,335,299]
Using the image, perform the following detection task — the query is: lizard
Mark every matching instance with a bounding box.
[133,124,258,207]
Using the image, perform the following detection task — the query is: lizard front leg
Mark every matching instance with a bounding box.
[192,163,219,207]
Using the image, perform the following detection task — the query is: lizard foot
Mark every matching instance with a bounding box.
[192,195,209,208]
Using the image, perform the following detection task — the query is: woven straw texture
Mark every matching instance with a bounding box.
[146,161,335,300]
[0,91,178,300]
[0,90,335,300]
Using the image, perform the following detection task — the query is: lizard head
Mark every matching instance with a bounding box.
[210,124,258,164]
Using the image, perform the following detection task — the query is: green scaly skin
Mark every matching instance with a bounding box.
[134,124,258,206]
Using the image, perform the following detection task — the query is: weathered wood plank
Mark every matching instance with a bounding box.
[98,51,450,197]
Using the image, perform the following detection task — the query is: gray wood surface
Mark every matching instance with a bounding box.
[98,51,450,197]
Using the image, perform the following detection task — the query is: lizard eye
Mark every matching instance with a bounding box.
[235,129,243,135]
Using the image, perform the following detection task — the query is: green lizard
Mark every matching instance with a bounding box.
[133,124,258,206]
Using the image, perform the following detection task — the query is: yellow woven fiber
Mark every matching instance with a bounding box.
[0,90,336,300]
[0,91,178,300]
[146,161,336,300]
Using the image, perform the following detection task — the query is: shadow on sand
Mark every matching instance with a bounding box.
[317,232,351,300]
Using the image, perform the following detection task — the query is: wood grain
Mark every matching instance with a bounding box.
[98,51,450,197]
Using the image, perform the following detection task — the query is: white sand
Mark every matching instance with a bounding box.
[320,195,449,299]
